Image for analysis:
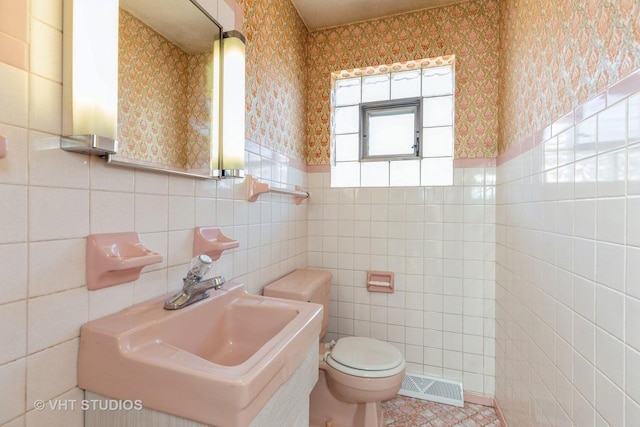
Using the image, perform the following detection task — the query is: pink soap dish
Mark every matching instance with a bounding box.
[86,232,163,290]
[193,226,239,260]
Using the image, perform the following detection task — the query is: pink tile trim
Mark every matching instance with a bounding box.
[498,67,640,165]
[607,68,640,106]
[244,139,308,172]
[245,139,260,155]
[307,164,330,173]
[551,110,574,136]
[453,158,496,168]
[463,391,494,407]
[0,0,28,42]
[534,124,552,145]
[575,92,606,122]
[0,33,28,70]
[465,391,509,425]
[494,397,509,427]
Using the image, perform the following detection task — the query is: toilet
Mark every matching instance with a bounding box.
[263,269,405,427]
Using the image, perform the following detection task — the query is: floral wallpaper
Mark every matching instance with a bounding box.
[237,0,309,163]
[306,0,501,165]
[499,0,640,153]
[118,9,213,170]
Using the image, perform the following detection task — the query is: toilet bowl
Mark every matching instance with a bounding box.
[264,269,406,427]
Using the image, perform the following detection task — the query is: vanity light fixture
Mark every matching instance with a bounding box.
[61,0,119,156]
[215,30,246,179]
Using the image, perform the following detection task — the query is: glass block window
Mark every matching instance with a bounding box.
[331,58,455,188]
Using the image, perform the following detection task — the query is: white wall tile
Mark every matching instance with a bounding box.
[27,287,88,353]
[0,63,28,127]
[628,196,640,246]
[26,338,78,404]
[0,243,27,304]
[25,387,84,427]
[29,187,89,241]
[0,359,26,424]
[28,238,85,297]
[0,184,27,243]
[30,18,62,82]
[30,132,89,188]
[596,197,625,244]
[0,300,27,365]
[134,194,168,232]
[0,124,28,185]
[496,83,640,427]
[595,371,624,427]
[90,191,135,233]
[90,157,135,192]
[29,74,61,134]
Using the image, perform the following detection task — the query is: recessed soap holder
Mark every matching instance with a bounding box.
[86,232,163,290]
[193,226,239,260]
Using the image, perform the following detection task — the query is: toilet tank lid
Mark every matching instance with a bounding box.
[263,269,332,301]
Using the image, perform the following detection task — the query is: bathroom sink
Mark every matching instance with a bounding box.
[78,282,322,426]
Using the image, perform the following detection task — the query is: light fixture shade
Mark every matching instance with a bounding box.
[62,0,119,155]
[218,30,246,178]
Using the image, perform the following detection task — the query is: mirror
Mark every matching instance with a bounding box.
[109,0,223,178]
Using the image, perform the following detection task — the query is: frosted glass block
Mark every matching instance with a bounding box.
[362,74,390,103]
[391,70,421,99]
[423,95,453,127]
[335,77,361,106]
[331,162,360,187]
[422,66,453,96]
[421,157,453,186]
[390,160,420,186]
[335,133,359,161]
[361,161,389,187]
[334,105,359,134]
[368,112,415,156]
[422,126,454,157]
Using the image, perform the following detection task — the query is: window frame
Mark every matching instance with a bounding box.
[329,57,456,188]
[360,97,423,162]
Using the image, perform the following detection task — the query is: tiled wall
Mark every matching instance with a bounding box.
[0,0,309,425]
[307,166,497,396]
[495,73,640,425]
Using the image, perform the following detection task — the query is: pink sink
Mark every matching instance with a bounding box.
[78,282,322,426]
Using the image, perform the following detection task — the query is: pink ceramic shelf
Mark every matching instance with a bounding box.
[86,232,163,290]
[193,226,239,260]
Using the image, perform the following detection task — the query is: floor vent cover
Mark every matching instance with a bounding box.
[398,373,464,407]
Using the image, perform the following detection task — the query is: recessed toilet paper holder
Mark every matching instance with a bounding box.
[366,271,394,293]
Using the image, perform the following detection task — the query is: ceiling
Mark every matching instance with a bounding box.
[291,0,463,31]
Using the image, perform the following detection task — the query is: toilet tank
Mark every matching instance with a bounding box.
[263,269,332,339]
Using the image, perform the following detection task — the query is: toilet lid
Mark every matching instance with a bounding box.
[326,337,405,378]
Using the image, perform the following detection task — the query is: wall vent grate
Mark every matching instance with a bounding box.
[398,373,464,407]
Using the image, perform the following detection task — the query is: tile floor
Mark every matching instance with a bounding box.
[381,395,501,426]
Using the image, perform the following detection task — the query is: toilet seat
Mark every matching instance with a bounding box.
[326,337,405,378]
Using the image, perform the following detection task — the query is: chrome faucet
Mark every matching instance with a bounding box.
[164,254,226,310]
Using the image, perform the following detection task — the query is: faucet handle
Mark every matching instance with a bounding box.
[187,254,213,280]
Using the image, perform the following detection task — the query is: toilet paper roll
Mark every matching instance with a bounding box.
[367,280,391,287]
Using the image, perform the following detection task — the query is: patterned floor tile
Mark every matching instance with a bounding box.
[381,395,501,426]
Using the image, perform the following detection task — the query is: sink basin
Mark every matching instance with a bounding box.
[78,282,322,427]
